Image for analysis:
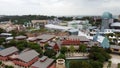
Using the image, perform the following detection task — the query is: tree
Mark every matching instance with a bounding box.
[5,40,17,47]
[0,61,2,65]
[57,53,66,59]
[69,45,75,56]
[60,46,68,54]
[90,60,103,68]
[44,49,56,58]
[17,44,25,51]
[107,61,112,68]
[69,61,92,68]
[5,65,14,68]
[79,44,87,56]
[89,46,111,63]
[0,38,5,45]
[0,28,5,33]
[118,63,120,68]
[69,45,75,53]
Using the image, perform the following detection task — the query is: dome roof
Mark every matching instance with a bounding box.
[102,12,112,19]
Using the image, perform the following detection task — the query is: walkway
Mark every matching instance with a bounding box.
[65,52,89,59]
[103,54,120,68]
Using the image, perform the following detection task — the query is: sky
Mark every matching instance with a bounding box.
[0,0,120,16]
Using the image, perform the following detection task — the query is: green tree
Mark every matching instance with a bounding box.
[69,45,75,56]
[5,65,14,68]
[0,28,5,33]
[79,44,87,56]
[60,46,68,54]
[89,46,111,63]
[57,53,66,59]
[0,61,2,65]
[90,60,103,68]
[0,38,5,45]
[44,49,56,58]
[118,63,120,68]
[107,61,112,68]
[69,45,75,53]
[5,40,17,47]
[69,61,92,68]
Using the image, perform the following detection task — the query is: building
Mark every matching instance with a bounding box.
[31,56,54,68]
[68,29,79,35]
[61,39,80,49]
[48,42,60,52]
[0,33,12,37]
[37,34,56,47]
[110,45,120,53]
[101,12,113,31]
[67,35,90,44]
[67,20,89,30]
[93,32,110,48]
[0,47,18,61]
[48,18,61,25]
[15,35,27,40]
[0,21,25,32]
[13,50,39,67]
[111,22,120,32]
[27,37,37,42]
[31,20,48,28]
[45,24,73,31]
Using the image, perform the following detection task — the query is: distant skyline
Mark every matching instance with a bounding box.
[0,0,120,16]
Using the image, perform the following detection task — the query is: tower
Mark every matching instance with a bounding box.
[101,12,113,32]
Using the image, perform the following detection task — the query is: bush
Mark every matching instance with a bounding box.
[0,61,2,65]
[5,65,14,68]
[118,63,120,68]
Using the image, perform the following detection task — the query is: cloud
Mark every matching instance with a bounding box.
[0,0,119,16]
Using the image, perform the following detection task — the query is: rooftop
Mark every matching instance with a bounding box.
[0,47,18,56]
[31,56,54,68]
[68,35,90,42]
[15,35,27,39]
[37,34,55,40]
[62,39,80,45]
[17,50,39,62]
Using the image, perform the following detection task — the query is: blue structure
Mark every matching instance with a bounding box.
[93,31,110,48]
[101,12,113,32]
[102,12,113,19]
[101,36,110,48]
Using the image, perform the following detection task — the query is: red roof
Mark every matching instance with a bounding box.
[62,39,80,45]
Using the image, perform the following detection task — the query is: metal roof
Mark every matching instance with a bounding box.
[110,45,120,49]
[37,34,55,40]
[15,35,27,39]
[0,47,18,56]
[68,35,90,42]
[111,22,120,27]
[31,57,54,68]
[17,50,39,62]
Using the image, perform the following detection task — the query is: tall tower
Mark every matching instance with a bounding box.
[101,12,113,32]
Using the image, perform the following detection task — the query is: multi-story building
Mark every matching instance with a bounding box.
[101,12,114,31]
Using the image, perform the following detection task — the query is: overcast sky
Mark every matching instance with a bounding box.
[0,0,120,16]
